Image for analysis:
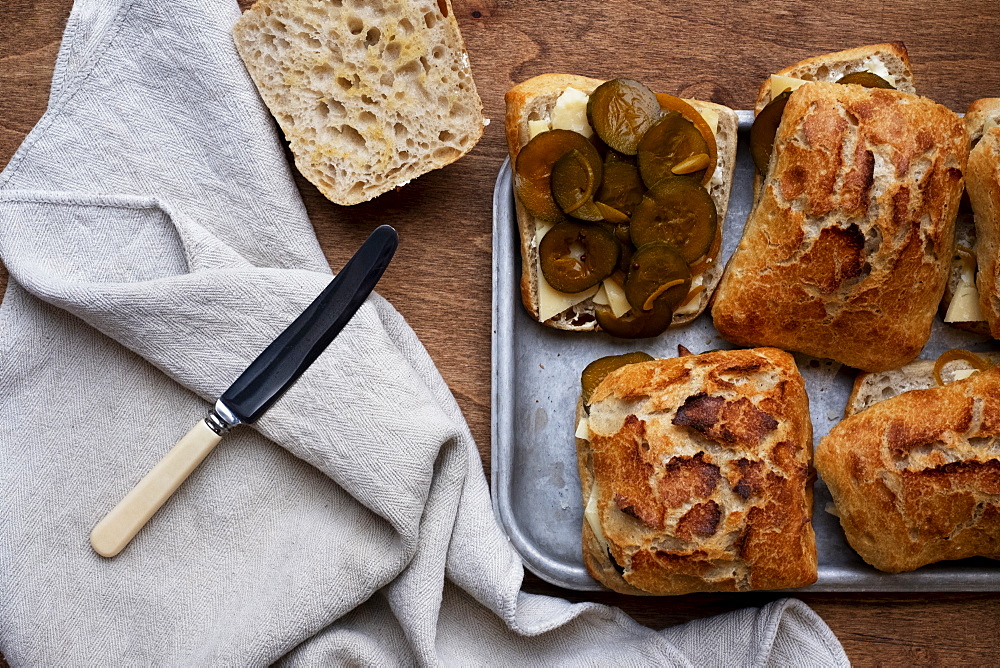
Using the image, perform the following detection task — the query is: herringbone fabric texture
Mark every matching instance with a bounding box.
[0,0,848,665]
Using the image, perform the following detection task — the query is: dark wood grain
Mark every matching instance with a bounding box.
[2,0,1000,665]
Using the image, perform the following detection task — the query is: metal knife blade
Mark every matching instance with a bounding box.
[90,224,398,557]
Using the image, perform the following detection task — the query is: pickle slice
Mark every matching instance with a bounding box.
[624,242,691,312]
[836,71,895,89]
[629,177,717,263]
[581,351,655,404]
[539,221,619,293]
[551,145,603,215]
[587,79,660,155]
[514,129,597,223]
[637,111,713,187]
[596,300,674,339]
[749,90,791,175]
[595,150,645,216]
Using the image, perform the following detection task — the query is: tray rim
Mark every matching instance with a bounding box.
[491,112,1000,593]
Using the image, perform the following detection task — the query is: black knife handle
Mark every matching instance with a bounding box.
[220,225,398,423]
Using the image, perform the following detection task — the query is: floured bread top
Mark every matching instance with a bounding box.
[713,83,969,372]
[582,349,816,594]
[234,0,484,205]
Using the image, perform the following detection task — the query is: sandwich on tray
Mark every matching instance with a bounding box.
[505,74,738,338]
[944,99,1000,336]
[574,348,817,595]
[818,351,1000,573]
[711,43,970,372]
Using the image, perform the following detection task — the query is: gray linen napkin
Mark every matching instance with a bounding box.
[0,0,850,664]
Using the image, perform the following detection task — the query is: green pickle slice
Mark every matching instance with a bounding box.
[630,177,717,264]
[637,112,712,187]
[580,352,655,405]
[624,242,691,312]
[595,300,674,339]
[539,221,619,293]
[595,150,645,216]
[749,89,792,175]
[587,79,660,155]
[551,145,603,215]
[836,71,896,89]
[514,129,597,222]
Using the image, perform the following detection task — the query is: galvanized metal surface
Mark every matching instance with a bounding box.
[491,110,1000,592]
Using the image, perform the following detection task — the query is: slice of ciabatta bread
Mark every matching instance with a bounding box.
[504,74,738,332]
[846,351,1000,416]
[753,42,915,114]
[966,102,1000,339]
[233,0,484,206]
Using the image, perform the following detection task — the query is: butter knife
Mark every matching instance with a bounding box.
[90,225,398,557]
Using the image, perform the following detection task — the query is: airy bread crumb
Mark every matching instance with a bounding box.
[234,0,484,205]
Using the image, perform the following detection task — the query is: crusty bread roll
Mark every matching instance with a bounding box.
[939,99,1000,335]
[504,74,738,331]
[576,349,817,595]
[712,82,969,372]
[816,366,1000,573]
[233,0,484,205]
[753,42,915,115]
[967,111,1000,337]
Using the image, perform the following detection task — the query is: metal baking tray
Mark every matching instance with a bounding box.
[491,110,1000,592]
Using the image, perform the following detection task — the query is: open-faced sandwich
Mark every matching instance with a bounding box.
[574,348,817,594]
[818,350,1000,573]
[712,44,969,372]
[505,75,738,338]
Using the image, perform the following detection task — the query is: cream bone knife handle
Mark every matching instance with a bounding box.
[90,225,398,557]
[90,419,224,557]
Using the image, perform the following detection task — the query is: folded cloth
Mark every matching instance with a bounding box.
[0,0,849,664]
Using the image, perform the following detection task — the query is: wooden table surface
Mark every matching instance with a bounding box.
[3,0,1000,664]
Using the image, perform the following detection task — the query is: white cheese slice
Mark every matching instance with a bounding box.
[697,106,719,136]
[584,480,609,551]
[770,74,810,99]
[551,87,594,138]
[528,119,551,139]
[592,283,610,306]
[575,416,591,440]
[603,277,631,318]
[952,368,978,382]
[535,223,599,322]
[945,256,986,323]
[859,57,896,87]
[673,273,707,317]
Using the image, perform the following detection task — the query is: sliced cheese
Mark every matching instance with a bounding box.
[575,416,591,440]
[603,277,632,318]
[859,57,896,88]
[584,480,609,551]
[952,368,978,382]
[673,273,706,317]
[770,74,810,99]
[945,255,986,323]
[528,119,551,139]
[535,222,599,322]
[592,283,610,306]
[550,87,594,138]
[697,106,719,136]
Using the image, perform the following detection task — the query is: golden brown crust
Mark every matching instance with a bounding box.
[504,74,738,332]
[966,98,1000,144]
[713,83,969,372]
[816,367,1000,573]
[968,127,1000,338]
[577,349,817,595]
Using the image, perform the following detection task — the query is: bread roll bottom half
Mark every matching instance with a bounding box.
[576,349,817,595]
